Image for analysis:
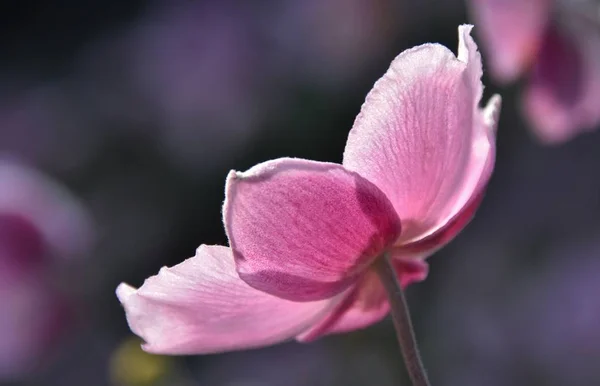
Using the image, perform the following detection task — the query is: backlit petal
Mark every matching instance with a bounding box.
[117,245,338,355]
[224,158,401,301]
[343,25,499,244]
[400,93,499,255]
[399,191,485,259]
[396,95,499,258]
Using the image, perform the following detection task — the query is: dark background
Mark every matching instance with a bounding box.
[1,1,599,385]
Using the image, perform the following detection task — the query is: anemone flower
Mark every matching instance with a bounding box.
[0,160,92,379]
[469,0,600,143]
[118,25,501,385]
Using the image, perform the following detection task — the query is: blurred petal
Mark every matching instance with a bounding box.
[0,214,45,282]
[523,20,600,144]
[0,160,93,259]
[343,25,499,244]
[468,0,551,82]
[224,158,401,301]
[117,245,338,355]
[0,275,69,379]
[297,259,428,341]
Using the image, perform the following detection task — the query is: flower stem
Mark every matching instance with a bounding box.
[374,253,431,386]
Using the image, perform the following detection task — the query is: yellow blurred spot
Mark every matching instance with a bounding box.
[110,337,172,386]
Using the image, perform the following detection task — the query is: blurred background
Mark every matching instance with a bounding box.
[1,0,599,385]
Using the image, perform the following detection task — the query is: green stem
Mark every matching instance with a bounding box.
[374,253,431,386]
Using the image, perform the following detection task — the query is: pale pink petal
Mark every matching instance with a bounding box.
[397,95,500,258]
[0,160,93,259]
[116,245,339,355]
[523,19,600,144]
[468,0,551,82]
[224,158,401,301]
[343,25,500,245]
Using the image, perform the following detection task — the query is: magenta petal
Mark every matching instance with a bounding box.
[297,259,428,341]
[116,245,339,355]
[224,158,401,301]
[296,270,388,342]
[343,25,500,244]
[523,20,600,144]
[468,0,551,82]
[392,258,429,287]
[0,214,45,282]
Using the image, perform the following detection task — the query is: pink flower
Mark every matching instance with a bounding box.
[468,0,600,143]
[0,160,92,379]
[117,25,501,355]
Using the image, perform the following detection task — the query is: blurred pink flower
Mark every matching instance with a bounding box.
[117,25,501,355]
[469,0,600,143]
[0,160,92,379]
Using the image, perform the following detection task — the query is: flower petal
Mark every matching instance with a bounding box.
[0,274,69,379]
[343,25,499,244]
[297,259,428,341]
[468,0,551,82]
[224,158,401,301]
[0,160,93,259]
[0,214,45,283]
[397,95,500,258]
[398,190,485,259]
[522,20,600,144]
[116,245,338,355]
[295,270,388,342]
